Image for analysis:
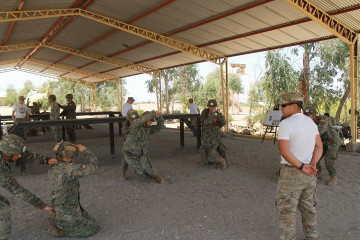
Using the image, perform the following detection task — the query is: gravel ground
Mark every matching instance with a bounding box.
[1,124,360,240]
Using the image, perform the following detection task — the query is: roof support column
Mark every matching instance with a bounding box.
[116,78,122,113]
[153,71,160,112]
[220,58,229,131]
[350,40,358,143]
[91,83,97,111]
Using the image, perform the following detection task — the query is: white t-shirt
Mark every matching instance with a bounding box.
[278,113,319,165]
[188,103,199,114]
[13,103,29,119]
[122,102,132,116]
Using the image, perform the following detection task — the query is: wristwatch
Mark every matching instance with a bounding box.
[299,162,305,170]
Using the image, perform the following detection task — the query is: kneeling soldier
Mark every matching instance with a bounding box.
[49,142,99,237]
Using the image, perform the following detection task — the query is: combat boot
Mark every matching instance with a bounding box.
[155,175,164,184]
[120,168,127,180]
[219,157,227,170]
[327,176,337,185]
[49,226,66,237]
[317,171,323,179]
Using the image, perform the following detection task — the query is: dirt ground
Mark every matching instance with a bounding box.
[1,124,360,240]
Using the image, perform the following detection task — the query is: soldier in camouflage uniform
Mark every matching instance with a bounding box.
[304,107,343,185]
[0,134,56,240]
[122,110,164,183]
[200,99,227,169]
[48,95,62,143]
[120,110,140,180]
[59,94,76,143]
[48,142,99,237]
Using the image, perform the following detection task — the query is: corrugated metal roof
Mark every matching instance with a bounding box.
[0,0,359,83]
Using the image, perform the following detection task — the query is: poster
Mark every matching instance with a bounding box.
[262,110,283,126]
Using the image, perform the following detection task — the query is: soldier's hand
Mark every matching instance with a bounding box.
[44,205,55,212]
[48,158,58,165]
[209,108,216,112]
[155,111,161,118]
[76,144,86,152]
[302,164,318,175]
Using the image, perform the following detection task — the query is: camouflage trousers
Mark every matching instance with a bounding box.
[200,141,226,165]
[15,118,28,140]
[276,165,319,240]
[316,144,338,177]
[66,125,76,143]
[123,150,158,179]
[51,126,62,143]
[51,205,98,238]
[0,201,11,240]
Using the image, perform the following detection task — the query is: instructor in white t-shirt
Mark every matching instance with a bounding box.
[275,92,323,240]
[122,97,135,117]
[188,98,200,114]
[12,96,30,121]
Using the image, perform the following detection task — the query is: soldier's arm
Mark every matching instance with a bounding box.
[318,119,328,135]
[150,115,164,134]
[60,102,76,111]
[54,104,61,119]
[20,149,50,165]
[201,110,214,126]
[122,121,130,139]
[70,148,98,179]
[131,111,156,128]
[0,166,46,209]
[217,113,226,127]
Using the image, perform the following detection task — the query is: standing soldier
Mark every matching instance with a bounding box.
[122,110,164,183]
[48,142,99,237]
[48,95,62,143]
[0,134,56,239]
[59,94,76,143]
[304,107,343,185]
[120,109,139,180]
[12,96,30,139]
[200,99,227,169]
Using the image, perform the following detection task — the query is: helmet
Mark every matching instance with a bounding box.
[53,142,78,158]
[303,106,317,116]
[207,99,217,107]
[126,110,140,121]
[141,111,155,121]
[65,94,73,99]
[48,95,56,101]
[0,134,25,155]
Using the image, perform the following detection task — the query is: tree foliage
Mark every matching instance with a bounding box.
[5,85,17,106]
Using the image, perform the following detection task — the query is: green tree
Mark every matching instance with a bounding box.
[5,85,17,106]
[228,73,243,113]
[18,80,35,98]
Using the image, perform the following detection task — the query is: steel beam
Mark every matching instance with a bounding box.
[283,0,358,45]
[0,8,224,65]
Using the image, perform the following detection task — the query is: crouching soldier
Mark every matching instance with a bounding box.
[0,134,55,240]
[49,142,99,237]
[122,110,164,183]
[200,99,227,169]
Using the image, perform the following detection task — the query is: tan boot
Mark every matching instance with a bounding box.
[317,171,323,179]
[219,157,227,170]
[155,175,164,184]
[327,176,337,185]
[120,168,127,180]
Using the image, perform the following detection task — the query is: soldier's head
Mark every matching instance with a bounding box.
[53,142,78,163]
[279,92,303,117]
[188,98,193,103]
[0,134,25,161]
[207,99,217,111]
[126,109,140,123]
[65,94,73,103]
[48,95,56,104]
[127,97,135,104]
[142,111,154,127]
[303,106,317,122]
[18,96,25,104]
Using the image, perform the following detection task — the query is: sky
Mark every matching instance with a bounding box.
[0,49,303,102]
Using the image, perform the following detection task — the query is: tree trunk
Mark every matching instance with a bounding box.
[163,72,170,113]
[335,83,350,123]
[180,67,187,112]
[302,48,310,104]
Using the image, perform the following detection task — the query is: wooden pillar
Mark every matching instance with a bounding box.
[350,40,358,143]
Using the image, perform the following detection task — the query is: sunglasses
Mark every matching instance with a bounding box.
[281,103,294,108]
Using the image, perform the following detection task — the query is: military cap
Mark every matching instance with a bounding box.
[127,97,135,101]
[53,142,78,158]
[279,92,303,105]
[126,109,140,121]
[0,134,25,155]
[48,95,56,101]
[141,111,155,121]
[65,94,73,99]
[18,96,25,100]
[188,98,193,101]
[303,106,317,115]
[207,99,217,107]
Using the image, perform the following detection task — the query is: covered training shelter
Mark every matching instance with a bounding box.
[0,0,359,145]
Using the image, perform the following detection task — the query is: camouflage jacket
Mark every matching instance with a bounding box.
[0,150,49,210]
[317,115,343,147]
[60,101,76,119]
[200,108,226,148]
[123,111,164,156]
[122,120,131,141]
[50,102,61,120]
[48,149,98,208]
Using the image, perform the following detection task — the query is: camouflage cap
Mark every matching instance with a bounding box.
[303,106,317,115]
[0,134,25,155]
[53,142,78,158]
[126,109,140,121]
[207,99,217,107]
[279,92,303,105]
[18,96,25,100]
[48,94,56,101]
